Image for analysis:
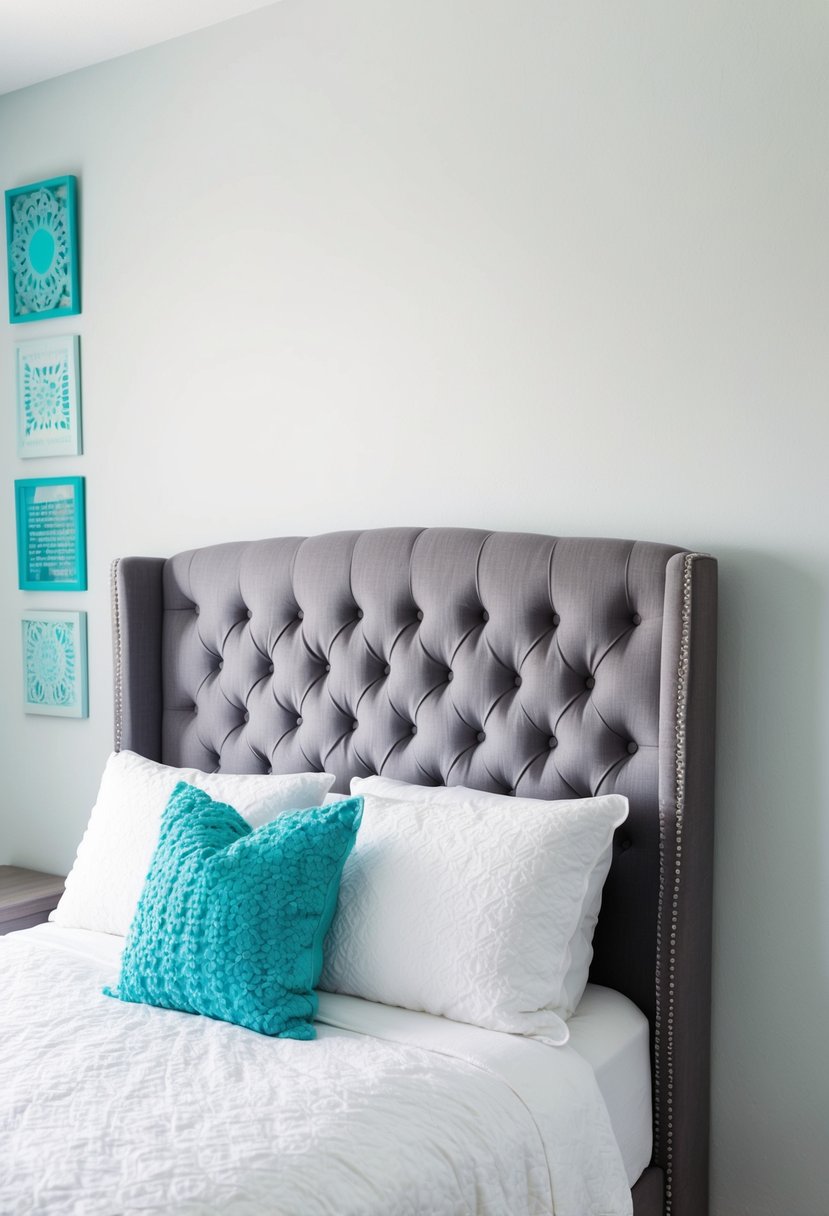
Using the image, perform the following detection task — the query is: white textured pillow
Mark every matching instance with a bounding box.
[352,775,621,1020]
[52,751,335,936]
[322,784,628,1042]
[352,773,617,1021]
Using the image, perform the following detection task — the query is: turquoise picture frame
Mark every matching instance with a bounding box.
[5,175,80,323]
[21,610,88,718]
[15,476,87,592]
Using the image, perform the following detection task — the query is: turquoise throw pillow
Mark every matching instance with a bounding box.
[105,782,363,1038]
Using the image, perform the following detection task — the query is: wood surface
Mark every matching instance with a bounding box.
[0,865,65,931]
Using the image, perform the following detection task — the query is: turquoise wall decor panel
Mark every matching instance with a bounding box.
[16,334,82,458]
[14,476,87,591]
[21,610,88,717]
[5,176,80,323]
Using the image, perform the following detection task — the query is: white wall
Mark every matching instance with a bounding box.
[1,2,827,1212]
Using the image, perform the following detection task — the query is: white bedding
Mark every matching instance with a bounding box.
[567,986,652,1186]
[0,925,633,1216]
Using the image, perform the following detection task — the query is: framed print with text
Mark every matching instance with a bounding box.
[15,476,87,591]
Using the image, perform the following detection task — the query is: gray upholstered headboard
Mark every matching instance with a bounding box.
[111,527,717,1216]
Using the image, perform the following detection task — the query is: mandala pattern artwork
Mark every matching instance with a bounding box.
[9,184,73,316]
[25,617,77,707]
[23,354,71,437]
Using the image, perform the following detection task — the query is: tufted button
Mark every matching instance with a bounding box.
[632,613,642,626]
[268,662,274,674]
[194,605,200,616]
[296,609,304,621]
[481,610,489,623]
[218,660,224,671]
[325,663,331,673]
[246,608,253,620]
[621,836,633,852]
[508,788,516,796]
[548,736,558,749]
[627,741,638,755]
[243,711,250,723]
[351,720,359,731]
[446,670,453,682]
[585,676,595,690]
[514,675,522,688]
[267,766,273,775]
[476,730,486,743]
[192,705,198,716]
[411,725,417,736]
[382,663,390,676]
[552,613,561,626]
[356,608,364,620]
[416,609,424,621]
[296,716,303,727]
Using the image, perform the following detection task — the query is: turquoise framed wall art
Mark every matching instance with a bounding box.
[16,334,82,458]
[15,476,87,591]
[5,175,80,323]
[21,610,88,718]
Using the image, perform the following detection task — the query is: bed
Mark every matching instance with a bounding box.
[0,527,716,1216]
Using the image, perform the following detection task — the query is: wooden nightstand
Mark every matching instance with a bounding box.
[0,866,65,935]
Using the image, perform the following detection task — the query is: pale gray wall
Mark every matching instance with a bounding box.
[1,3,827,1213]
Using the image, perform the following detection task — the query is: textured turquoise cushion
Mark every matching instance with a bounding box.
[105,782,363,1038]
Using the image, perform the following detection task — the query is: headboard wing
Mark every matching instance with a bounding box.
[112,527,716,1216]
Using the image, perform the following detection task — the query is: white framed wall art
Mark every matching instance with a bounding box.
[21,609,88,718]
[16,334,82,459]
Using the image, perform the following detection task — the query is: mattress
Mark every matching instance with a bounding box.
[567,984,653,1186]
[1,924,638,1215]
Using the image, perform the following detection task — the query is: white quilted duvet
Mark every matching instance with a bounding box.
[0,926,632,1216]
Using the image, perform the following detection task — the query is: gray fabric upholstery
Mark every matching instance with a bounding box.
[632,1167,665,1216]
[111,556,164,761]
[112,527,717,1216]
[655,551,718,1215]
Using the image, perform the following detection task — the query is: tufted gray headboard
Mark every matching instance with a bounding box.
[111,527,717,1216]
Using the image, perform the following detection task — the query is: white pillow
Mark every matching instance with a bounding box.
[52,750,335,936]
[351,776,621,1018]
[321,783,628,1042]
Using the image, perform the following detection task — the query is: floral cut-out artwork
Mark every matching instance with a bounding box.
[21,611,88,717]
[17,335,82,458]
[5,176,80,323]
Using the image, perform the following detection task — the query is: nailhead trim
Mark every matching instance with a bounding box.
[655,551,697,1215]
[111,558,123,753]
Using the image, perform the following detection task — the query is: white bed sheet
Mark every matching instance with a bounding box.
[1,924,634,1215]
[567,985,652,1186]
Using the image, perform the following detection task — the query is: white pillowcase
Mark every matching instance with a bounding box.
[352,775,621,1018]
[52,750,335,937]
[321,781,628,1042]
